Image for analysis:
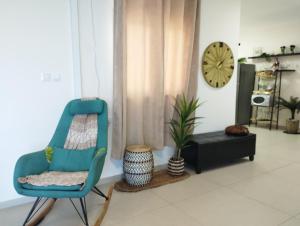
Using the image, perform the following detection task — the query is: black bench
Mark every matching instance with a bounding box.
[181,131,256,174]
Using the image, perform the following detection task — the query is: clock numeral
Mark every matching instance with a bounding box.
[230,65,234,69]
[216,82,219,87]
[203,61,208,65]
[219,42,223,47]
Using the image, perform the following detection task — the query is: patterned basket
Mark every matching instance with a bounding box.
[124,145,154,187]
[168,157,184,176]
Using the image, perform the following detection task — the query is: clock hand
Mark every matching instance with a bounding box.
[217,60,224,68]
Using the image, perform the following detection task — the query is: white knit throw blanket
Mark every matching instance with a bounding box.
[64,114,98,150]
[18,103,99,187]
[18,171,89,187]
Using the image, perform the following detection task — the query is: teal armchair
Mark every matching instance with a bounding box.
[13,98,108,226]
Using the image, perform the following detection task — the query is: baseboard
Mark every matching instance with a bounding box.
[98,173,123,186]
[0,164,169,210]
[0,196,35,210]
[248,124,287,130]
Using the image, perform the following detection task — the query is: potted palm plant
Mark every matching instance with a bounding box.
[168,94,201,176]
[278,96,300,134]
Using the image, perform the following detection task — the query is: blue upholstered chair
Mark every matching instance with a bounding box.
[13,98,108,226]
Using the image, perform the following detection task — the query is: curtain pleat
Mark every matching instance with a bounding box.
[112,0,127,159]
[112,0,200,159]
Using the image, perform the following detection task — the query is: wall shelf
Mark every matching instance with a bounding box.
[275,69,296,72]
[248,52,300,59]
[250,69,295,130]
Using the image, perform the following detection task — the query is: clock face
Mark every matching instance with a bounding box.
[202,42,234,88]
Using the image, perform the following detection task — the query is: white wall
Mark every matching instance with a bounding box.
[77,0,121,178]
[194,0,241,134]
[239,0,300,125]
[0,0,74,204]
[0,0,242,205]
[79,0,241,178]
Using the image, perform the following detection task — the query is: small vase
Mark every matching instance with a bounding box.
[290,45,296,54]
[168,157,184,176]
[280,46,286,54]
[286,119,299,134]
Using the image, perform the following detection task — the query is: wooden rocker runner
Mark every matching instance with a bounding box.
[13,99,111,226]
[22,185,113,226]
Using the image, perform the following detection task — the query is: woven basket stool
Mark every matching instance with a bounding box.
[123,145,154,187]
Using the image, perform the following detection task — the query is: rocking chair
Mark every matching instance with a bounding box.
[13,98,110,226]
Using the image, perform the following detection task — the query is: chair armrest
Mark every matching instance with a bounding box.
[13,150,49,192]
[83,150,107,193]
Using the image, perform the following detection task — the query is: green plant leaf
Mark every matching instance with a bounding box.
[96,147,107,156]
[44,146,53,163]
[277,96,300,119]
[168,94,203,158]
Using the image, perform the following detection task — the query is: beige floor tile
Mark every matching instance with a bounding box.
[174,188,289,226]
[104,189,170,225]
[109,205,202,226]
[272,163,300,185]
[152,175,219,203]
[101,219,118,226]
[279,217,300,226]
[229,172,300,215]
[0,202,32,226]
[199,160,267,186]
[252,155,291,172]
[259,147,300,164]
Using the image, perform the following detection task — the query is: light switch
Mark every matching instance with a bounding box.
[52,73,62,82]
[41,72,51,82]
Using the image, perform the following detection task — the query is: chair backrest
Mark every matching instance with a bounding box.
[48,98,108,151]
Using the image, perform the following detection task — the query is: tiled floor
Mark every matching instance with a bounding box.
[1,127,300,226]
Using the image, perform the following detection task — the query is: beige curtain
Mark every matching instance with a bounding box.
[112,0,200,159]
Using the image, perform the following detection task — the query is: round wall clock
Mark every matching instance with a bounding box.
[202,41,234,88]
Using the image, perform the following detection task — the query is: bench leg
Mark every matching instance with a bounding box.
[249,155,254,161]
[195,165,202,174]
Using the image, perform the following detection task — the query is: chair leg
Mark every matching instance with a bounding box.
[23,197,41,226]
[70,198,89,226]
[93,186,109,200]
[80,197,89,226]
